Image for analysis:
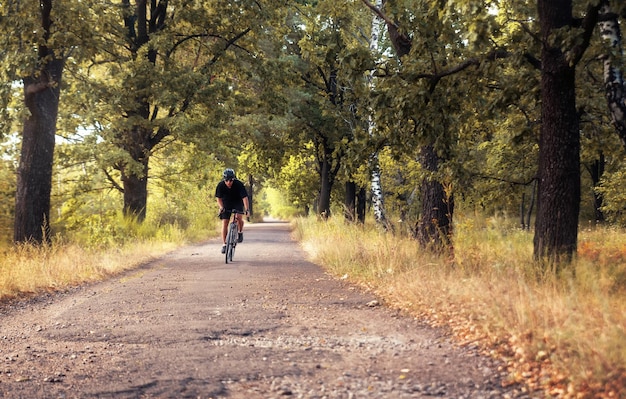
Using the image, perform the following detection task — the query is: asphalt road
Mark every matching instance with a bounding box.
[0,221,530,398]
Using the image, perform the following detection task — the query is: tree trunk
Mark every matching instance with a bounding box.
[120,126,151,221]
[357,186,366,224]
[588,154,606,223]
[370,163,389,228]
[415,145,453,253]
[318,151,333,219]
[520,192,526,229]
[534,0,581,262]
[115,0,164,223]
[598,2,626,151]
[14,0,64,244]
[121,171,148,221]
[247,174,254,218]
[367,0,390,229]
[344,182,366,223]
[345,181,356,222]
[526,179,537,230]
[364,0,452,245]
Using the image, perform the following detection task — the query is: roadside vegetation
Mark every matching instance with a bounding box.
[294,215,626,398]
[2,1,626,397]
[0,214,218,301]
[1,192,625,399]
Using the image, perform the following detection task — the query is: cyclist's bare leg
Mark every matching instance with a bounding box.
[236,214,244,233]
[234,213,245,243]
[221,219,229,244]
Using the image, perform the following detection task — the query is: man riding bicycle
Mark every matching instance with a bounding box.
[215,168,249,254]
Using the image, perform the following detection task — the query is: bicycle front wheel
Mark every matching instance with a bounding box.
[225,222,238,263]
[225,242,233,264]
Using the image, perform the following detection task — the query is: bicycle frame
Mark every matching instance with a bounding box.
[225,209,244,264]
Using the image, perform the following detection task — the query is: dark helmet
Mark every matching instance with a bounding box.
[223,168,236,180]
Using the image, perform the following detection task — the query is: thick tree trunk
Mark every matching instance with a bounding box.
[121,163,149,221]
[14,0,64,244]
[120,126,151,221]
[318,153,333,219]
[534,0,580,262]
[15,63,64,243]
[115,0,165,223]
[122,175,148,220]
[415,145,453,253]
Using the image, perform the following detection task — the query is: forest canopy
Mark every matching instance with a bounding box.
[0,0,625,264]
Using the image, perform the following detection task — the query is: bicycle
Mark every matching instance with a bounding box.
[224,209,245,264]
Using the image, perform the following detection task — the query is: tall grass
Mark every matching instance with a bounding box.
[0,215,218,301]
[294,215,626,398]
[0,240,173,300]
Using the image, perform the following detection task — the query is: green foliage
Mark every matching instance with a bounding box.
[376,149,422,231]
[0,0,625,253]
[49,133,219,247]
[259,186,302,219]
[597,166,626,225]
[148,142,218,240]
[272,144,319,212]
[0,142,17,244]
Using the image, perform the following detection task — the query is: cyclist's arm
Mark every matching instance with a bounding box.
[243,196,250,214]
[216,197,225,213]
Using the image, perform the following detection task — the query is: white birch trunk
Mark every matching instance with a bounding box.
[598,3,626,150]
[368,0,388,227]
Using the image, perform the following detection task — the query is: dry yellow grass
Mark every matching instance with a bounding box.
[1,216,623,397]
[0,240,179,301]
[294,215,626,398]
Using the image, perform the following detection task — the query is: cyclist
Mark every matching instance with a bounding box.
[215,168,249,254]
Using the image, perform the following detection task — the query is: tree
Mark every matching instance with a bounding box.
[0,0,93,243]
[79,0,276,221]
[533,0,602,262]
[360,0,450,250]
[275,0,373,218]
[597,1,626,151]
[366,0,389,228]
[361,0,502,252]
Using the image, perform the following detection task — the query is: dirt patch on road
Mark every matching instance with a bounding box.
[0,222,533,398]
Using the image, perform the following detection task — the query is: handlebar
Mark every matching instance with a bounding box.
[219,209,249,221]
[228,209,250,222]
[220,209,247,214]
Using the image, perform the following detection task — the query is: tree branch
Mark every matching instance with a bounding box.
[103,168,124,193]
[360,0,398,30]
[208,28,252,66]
[404,49,509,81]
[472,174,537,186]
[360,0,411,57]
[569,0,604,66]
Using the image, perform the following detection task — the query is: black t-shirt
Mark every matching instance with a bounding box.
[215,179,248,211]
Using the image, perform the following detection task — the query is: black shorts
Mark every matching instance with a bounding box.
[219,208,243,220]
